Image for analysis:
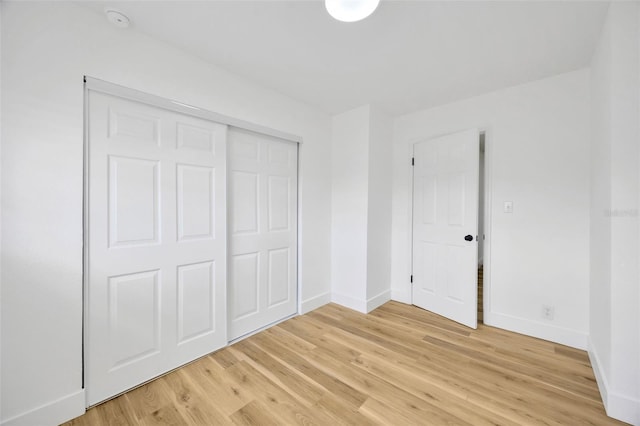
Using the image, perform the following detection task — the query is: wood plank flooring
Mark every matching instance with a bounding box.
[64,302,626,425]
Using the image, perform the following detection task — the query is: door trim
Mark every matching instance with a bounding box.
[84,76,303,144]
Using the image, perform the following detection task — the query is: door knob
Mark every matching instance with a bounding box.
[464,234,473,241]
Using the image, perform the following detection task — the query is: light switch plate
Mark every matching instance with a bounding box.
[504,201,513,213]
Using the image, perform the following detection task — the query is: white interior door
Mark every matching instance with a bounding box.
[412,129,479,329]
[86,91,227,405]
[228,128,298,340]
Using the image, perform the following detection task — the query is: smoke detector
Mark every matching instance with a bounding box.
[105,9,130,28]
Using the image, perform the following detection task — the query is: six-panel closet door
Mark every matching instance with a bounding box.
[227,128,298,340]
[86,87,299,406]
[86,91,228,405]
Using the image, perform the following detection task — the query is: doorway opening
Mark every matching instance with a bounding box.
[478,132,486,323]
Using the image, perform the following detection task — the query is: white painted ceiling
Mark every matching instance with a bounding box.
[81,1,609,115]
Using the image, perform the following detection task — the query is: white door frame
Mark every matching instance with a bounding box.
[83,76,303,405]
[409,127,493,324]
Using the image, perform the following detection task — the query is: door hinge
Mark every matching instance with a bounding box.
[410,275,413,283]
[411,157,415,166]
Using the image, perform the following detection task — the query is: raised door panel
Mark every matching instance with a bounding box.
[230,253,259,320]
[108,270,160,368]
[177,261,216,343]
[231,172,259,235]
[109,108,160,147]
[233,137,260,161]
[416,242,437,296]
[447,173,466,227]
[268,176,291,232]
[177,165,215,241]
[419,175,437,225]
[268,143,293,168]
[267,248,290,307]
[108,156,159,248]
[444,245,467,303]
[176,122,216,154]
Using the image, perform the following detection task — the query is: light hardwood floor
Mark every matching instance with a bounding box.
[64,301,626,425]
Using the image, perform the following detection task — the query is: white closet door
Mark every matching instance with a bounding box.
[86,91,227,405]
[228,128,298,340]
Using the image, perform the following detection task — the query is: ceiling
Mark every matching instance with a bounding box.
[81,1,609,116]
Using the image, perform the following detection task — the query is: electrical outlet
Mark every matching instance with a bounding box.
[542,305,555,320]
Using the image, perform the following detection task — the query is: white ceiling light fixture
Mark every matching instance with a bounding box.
[325,0,380,22]
[105,9,131,28]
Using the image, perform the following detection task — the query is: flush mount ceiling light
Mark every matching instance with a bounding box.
[105,9,130,28]
[325,0,380,22]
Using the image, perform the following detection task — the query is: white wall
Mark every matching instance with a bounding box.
[0,2,332,424]
[589,3,640,424]
[589,6,612,380]
[392,69,591,349]
[331,106,370,308]
[366,106,393,307]
[330,105,393,312]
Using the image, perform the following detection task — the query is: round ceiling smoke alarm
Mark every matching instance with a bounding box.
[105,9,130,28]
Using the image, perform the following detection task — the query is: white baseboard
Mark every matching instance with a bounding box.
[1,389,85,426]
[331,292,367,313]
[588,339,640,425]
[331,290,392,314]
[366,290,391,313]
[300,291,331,314]
[391,287,411,304]
[484,311,587,350]
[589,339,611,412]
[606,391,640,425]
